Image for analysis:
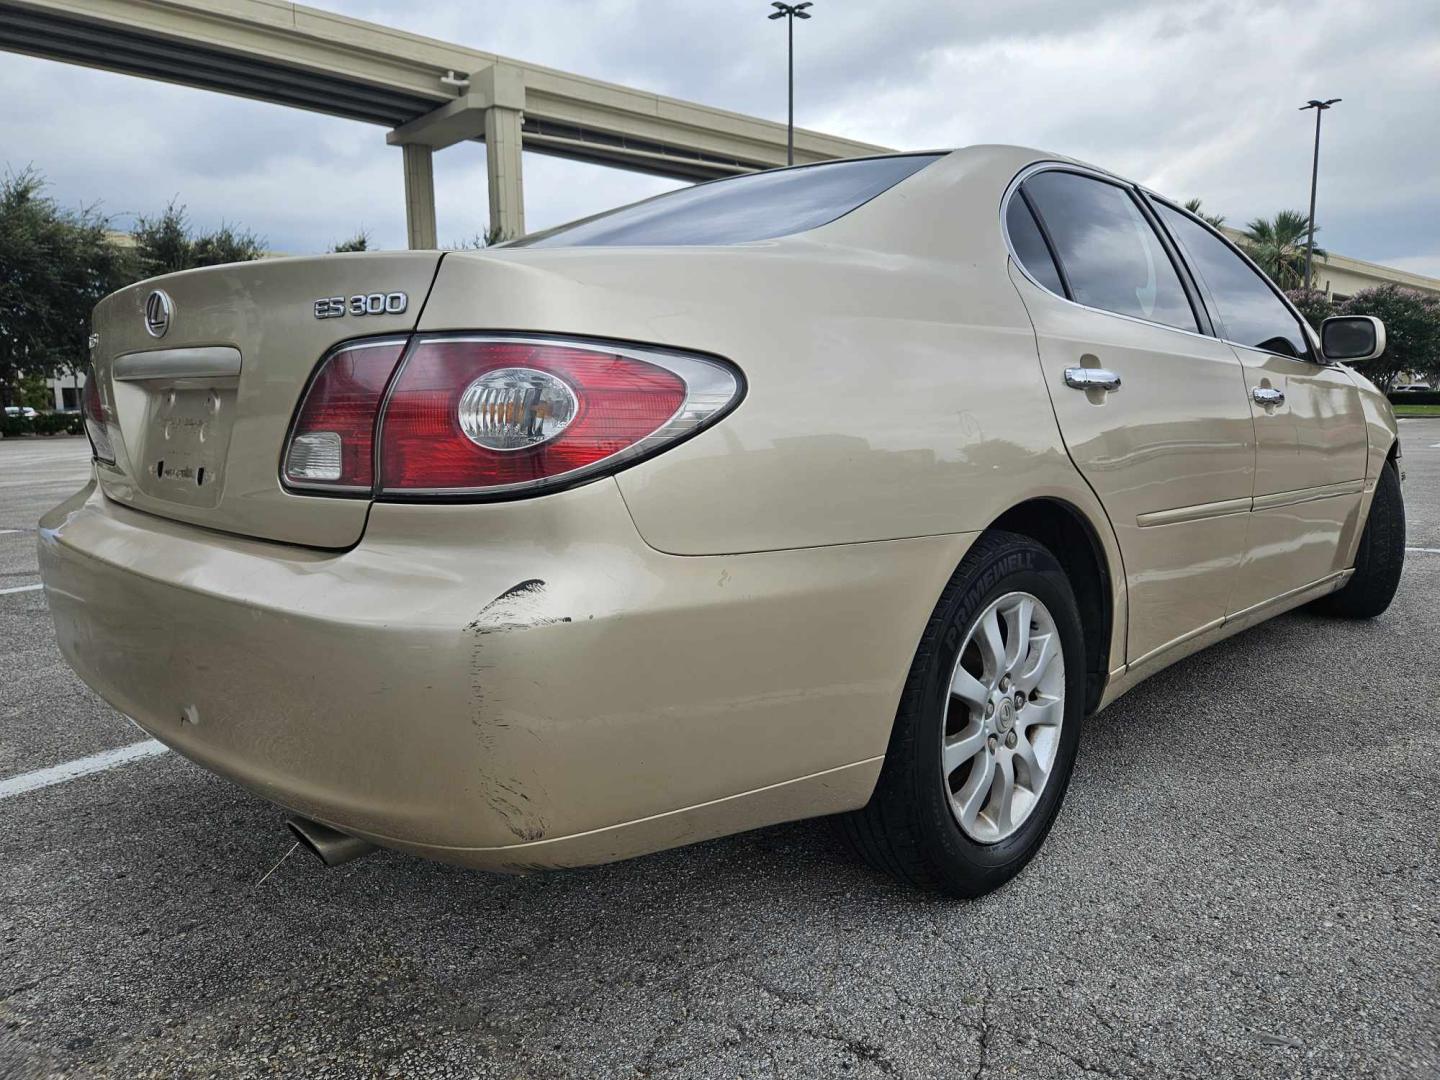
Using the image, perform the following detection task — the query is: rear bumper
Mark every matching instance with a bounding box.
[39,478,974,870]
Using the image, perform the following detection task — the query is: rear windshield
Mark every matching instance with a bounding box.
[513,153,942,248]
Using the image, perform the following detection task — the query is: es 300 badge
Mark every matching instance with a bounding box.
[313,292,408,319]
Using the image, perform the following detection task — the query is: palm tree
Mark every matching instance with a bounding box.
[1241,210,1323,289]
[1183,198,1226,228]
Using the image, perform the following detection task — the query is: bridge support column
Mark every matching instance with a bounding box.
[401,144,437,250]
[388,63,528,246]
[483,105,525,241]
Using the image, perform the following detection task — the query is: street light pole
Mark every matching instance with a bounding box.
[768,2,813,166]
[1300,97,1341,292]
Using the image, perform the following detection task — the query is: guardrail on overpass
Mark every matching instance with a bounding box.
[0,0,891,244]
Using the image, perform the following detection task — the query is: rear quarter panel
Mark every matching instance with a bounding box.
[419,147,1102,557]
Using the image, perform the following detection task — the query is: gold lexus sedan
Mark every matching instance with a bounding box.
[40,146,1404,897]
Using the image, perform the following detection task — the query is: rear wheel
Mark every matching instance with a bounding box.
[841,531,1086,897]
[1312,458,1405,619]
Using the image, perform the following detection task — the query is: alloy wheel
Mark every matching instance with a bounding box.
[942,591,1066,844]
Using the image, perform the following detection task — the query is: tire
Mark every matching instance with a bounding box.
[1312,458,1405,619]
[840,530,1086,898]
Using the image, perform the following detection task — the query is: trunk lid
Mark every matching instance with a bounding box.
[89,253,440,548]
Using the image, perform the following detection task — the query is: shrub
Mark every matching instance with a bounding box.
[1341,285,1440,392]
[31,411,76,435]
[1285,288,1336,333]
[1388,389,1440,405]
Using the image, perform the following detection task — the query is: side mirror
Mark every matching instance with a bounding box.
[1321,315,1386,363]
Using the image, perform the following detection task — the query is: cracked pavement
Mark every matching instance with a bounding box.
[1,428,1437,1079]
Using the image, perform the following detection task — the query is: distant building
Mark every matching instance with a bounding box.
[1221,228,1440,303]
[48,370,86,412]
[1305,250,1440,303]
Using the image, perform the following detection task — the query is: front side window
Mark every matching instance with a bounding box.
[1022,170,1198,333]
[514,154,942,248]
[1154,203,1312,359]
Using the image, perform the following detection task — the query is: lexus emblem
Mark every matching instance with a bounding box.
[144,290,173,338]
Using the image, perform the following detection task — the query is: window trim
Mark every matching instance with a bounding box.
[1000,162,1216,343]
[1007,189,1072,299]
[1140,191,1321,363]
[1129,187,1215,338]
[1018,188,1073,299]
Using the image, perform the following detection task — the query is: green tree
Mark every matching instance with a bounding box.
[1339,284,1440,391]
[131,200,191,277]
[330,230,370,253]
[191,223,265,266]
[16,371,51,411]
[1241,210,1321,289]
[1284,287,1336,333]
[132,199,265,277]
[1182,198,1226,228]
[0,167,130,408]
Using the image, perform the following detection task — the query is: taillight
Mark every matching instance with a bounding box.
[282,338,408,492]
[81,370,115,464]
[280,335,741,500]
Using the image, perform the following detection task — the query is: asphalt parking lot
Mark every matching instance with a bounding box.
[1,428,1437,1080]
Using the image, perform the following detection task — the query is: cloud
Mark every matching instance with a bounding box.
[2,0,1436,273]
[1385,255,1440,279]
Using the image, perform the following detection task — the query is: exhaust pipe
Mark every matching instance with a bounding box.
[285,815,377,867]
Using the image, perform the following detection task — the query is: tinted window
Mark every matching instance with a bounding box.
[1023,171,1197,332]
[515,154,942,248]
[1005,195,1065,295]
[1154,203,1312,359]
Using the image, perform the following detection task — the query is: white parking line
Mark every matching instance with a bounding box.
[1407,547,1440,555]
[0,528,23,535]
[0,740,168,800]
[0,582,43,595]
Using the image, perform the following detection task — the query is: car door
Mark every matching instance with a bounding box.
[1005,167,1256,666]
[1150,201,1370,614]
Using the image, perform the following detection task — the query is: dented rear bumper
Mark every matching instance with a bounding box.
[39,476,974,871]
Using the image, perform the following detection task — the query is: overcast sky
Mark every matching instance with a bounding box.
[3,0,1438,275]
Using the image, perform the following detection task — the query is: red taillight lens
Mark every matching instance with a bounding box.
[81,370,115,463]
[280,334,741,500]
[377,337,740,497]
[282,338,408,491]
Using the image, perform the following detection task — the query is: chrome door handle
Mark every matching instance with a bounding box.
[1252,386,1285,407]
[1064,367,1122,392]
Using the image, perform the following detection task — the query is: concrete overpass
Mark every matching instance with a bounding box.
[0,0,889,245]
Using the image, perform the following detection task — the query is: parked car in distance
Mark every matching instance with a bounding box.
[4,405,39,419]
[40,146,1404,897]
[1394,382,1432,392]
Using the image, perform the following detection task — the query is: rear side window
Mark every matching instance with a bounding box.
[515,154,942,248]
[1154,203,1313,359]
[1005,196,1065,295]
[1023,170,1198,333]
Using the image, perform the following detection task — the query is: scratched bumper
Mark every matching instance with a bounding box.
[39,477,973,870]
